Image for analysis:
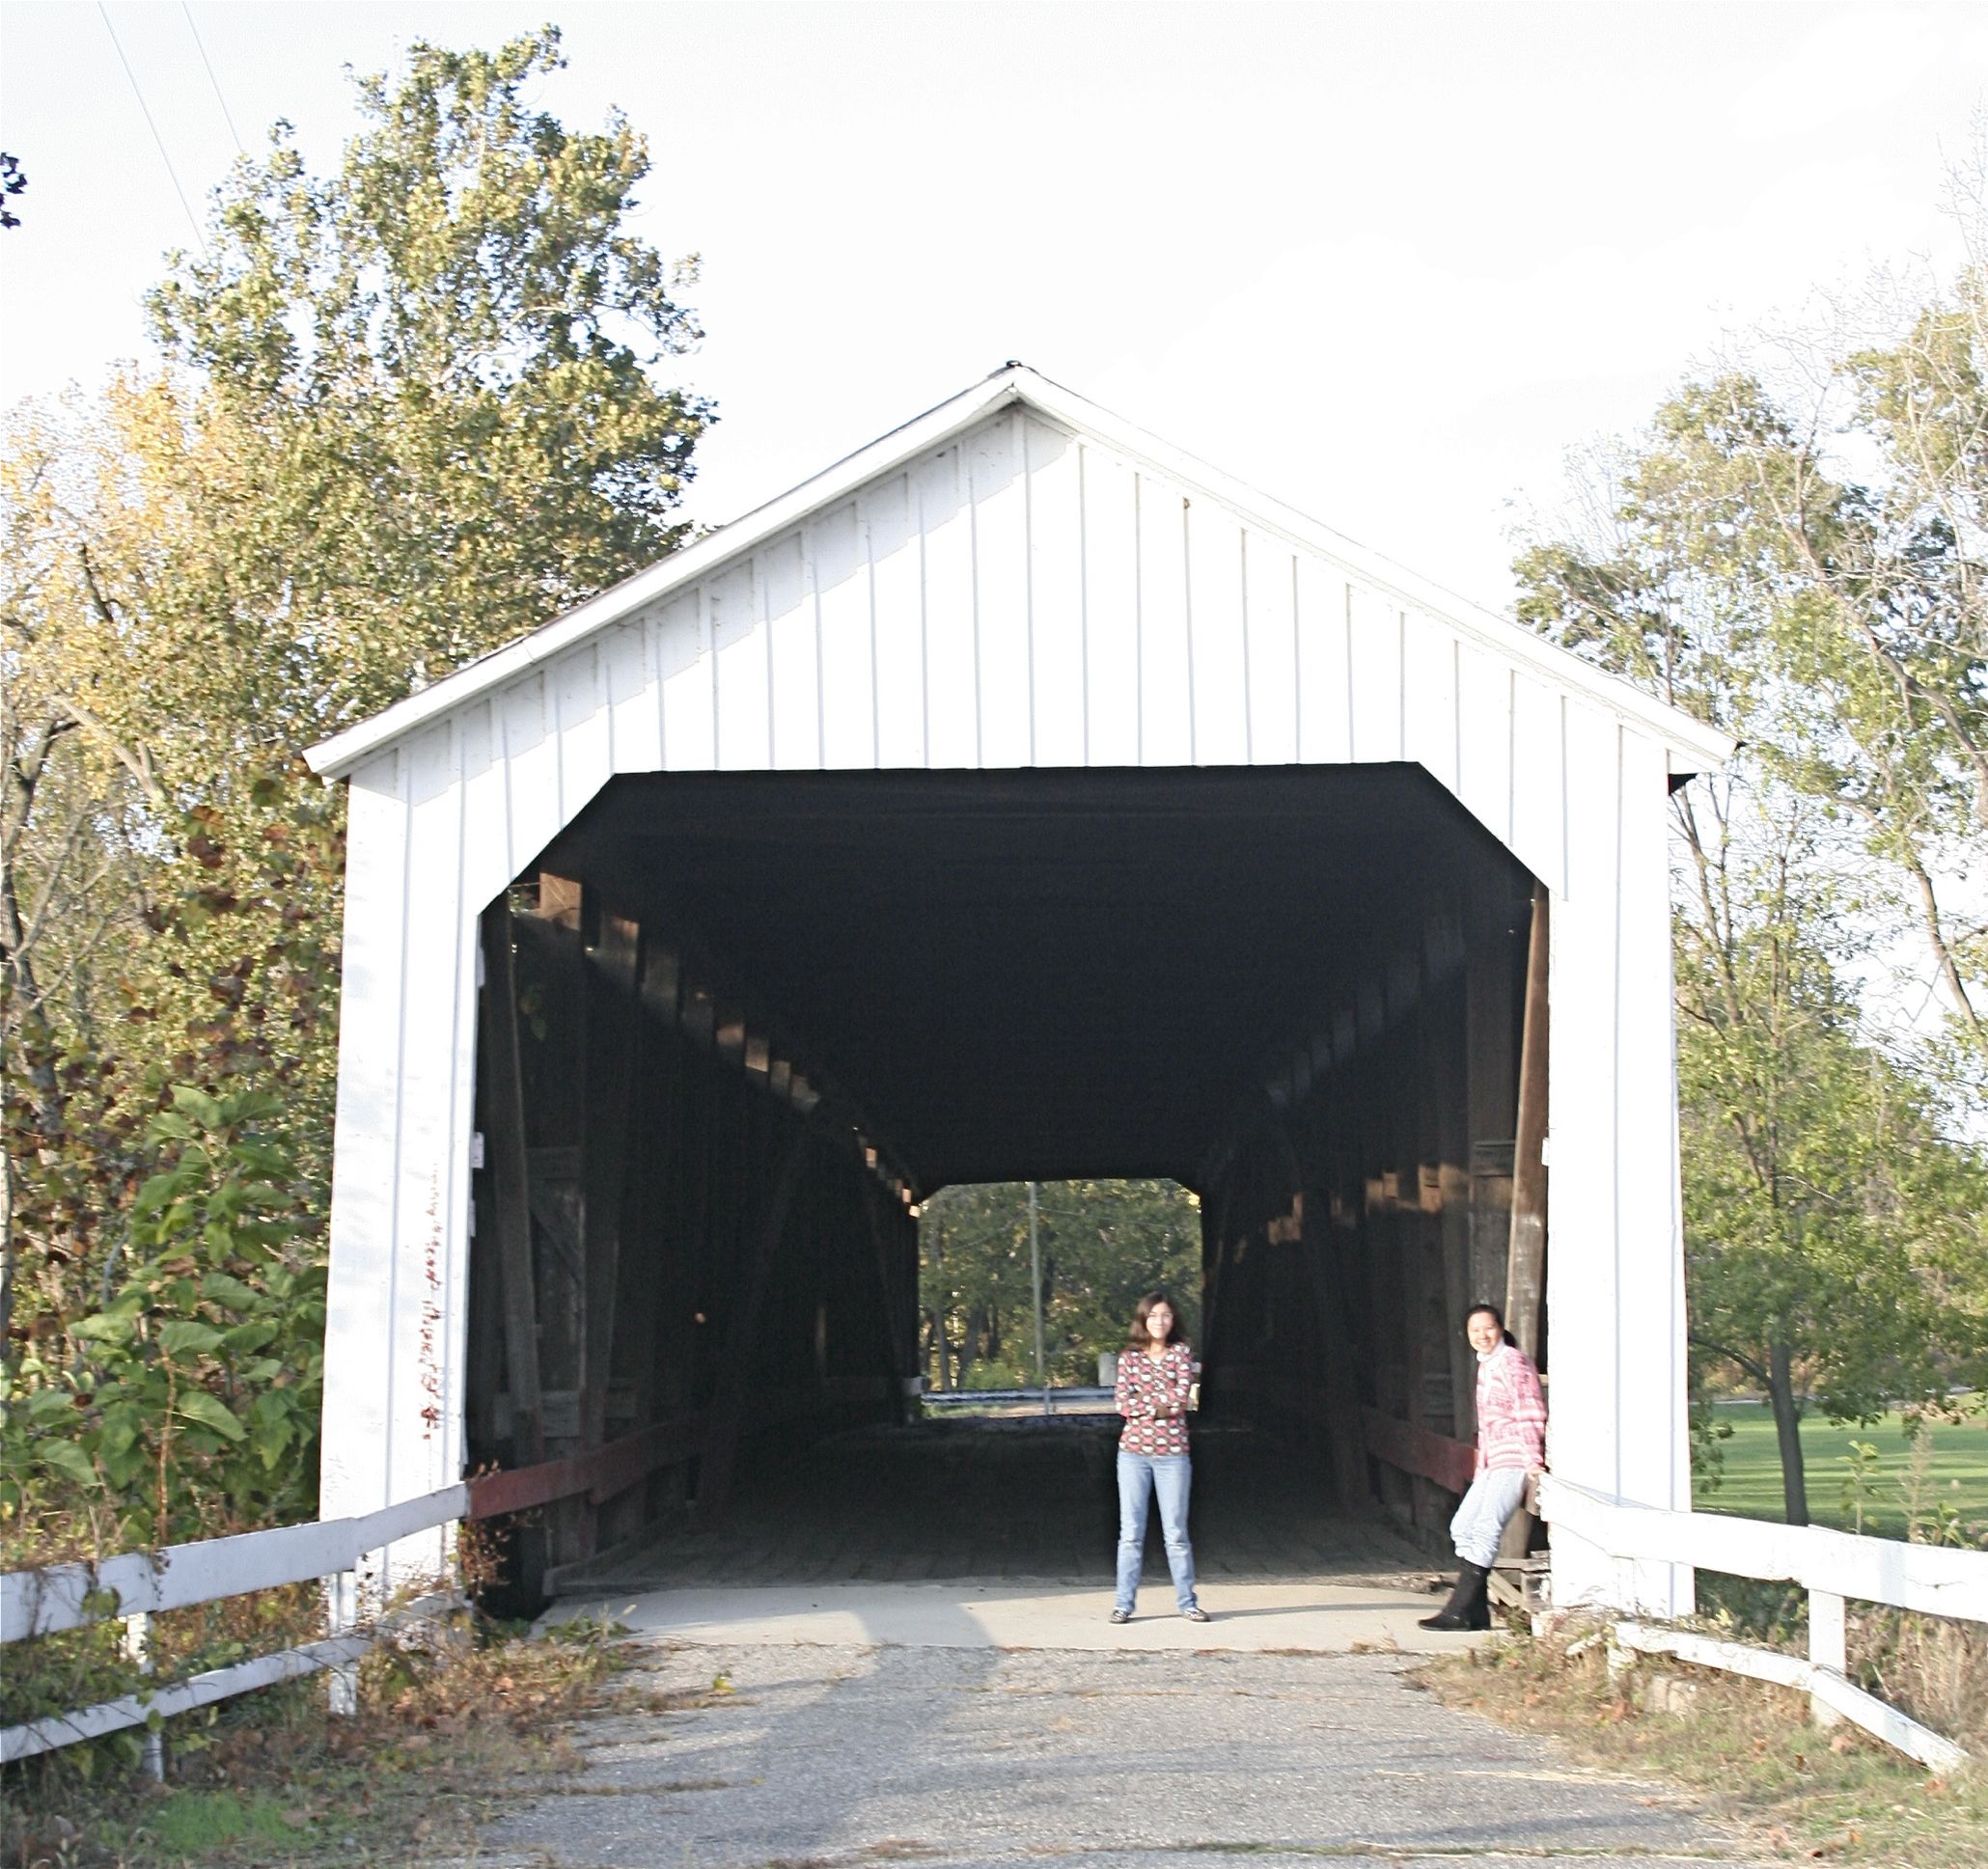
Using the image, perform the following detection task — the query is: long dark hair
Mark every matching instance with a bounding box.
[1465,1301,1518,1348]
[1127,1289,1187,1352]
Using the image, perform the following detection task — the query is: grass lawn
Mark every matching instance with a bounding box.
[1695,1400,1988,1540]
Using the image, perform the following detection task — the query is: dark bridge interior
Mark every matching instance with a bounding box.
[466,764,1544,1600]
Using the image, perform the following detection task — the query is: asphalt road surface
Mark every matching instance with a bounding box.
[455,1638,1766,1869]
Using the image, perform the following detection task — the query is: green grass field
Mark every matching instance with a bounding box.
[1694,1400,1988,1540]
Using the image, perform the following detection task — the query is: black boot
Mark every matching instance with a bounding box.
[1419,1558,1491,1631]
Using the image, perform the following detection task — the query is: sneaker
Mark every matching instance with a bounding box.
[1109,1608,1132,1624]
[1182,1606,1211,1623]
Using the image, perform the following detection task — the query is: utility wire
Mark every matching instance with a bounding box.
[97,2,208,259]
[180,1,244,155]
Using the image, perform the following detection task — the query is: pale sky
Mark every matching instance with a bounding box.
[3,1,1985,616]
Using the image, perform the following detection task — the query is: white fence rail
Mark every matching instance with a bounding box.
[10,1474,1984,1773]
[1540,1476,1987,1773]
[0,1484,466,1767]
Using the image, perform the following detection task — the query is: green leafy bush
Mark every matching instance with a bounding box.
[1,1084,325,1548]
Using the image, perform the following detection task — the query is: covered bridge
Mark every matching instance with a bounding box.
[305,365,1730,1615]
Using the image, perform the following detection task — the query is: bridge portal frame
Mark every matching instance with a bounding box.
[306,365,1731,1614]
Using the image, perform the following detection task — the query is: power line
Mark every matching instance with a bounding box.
[180,2,244,156]
[97,2,207,259]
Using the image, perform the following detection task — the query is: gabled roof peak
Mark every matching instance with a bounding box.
[306,365,1732,781]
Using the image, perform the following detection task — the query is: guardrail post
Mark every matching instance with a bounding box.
[119,1612,164,1780]
[1809,1589,1846,1729]
[326,1570,359,1717]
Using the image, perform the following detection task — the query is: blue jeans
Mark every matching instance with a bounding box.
[1115,1450,1199,1613]
[1450,1468,1529,1567]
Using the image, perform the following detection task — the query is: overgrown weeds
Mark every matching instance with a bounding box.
[1690,1569,1988,1752]
[1848,1604,1988,1757]
[1422,1618,1986,1866]
[1,1606,634,1866]
[1688,1585,1988,1757]
[0,1574,328,1756]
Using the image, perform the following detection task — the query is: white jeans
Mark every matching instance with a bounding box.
[1450,1468,1529,1567]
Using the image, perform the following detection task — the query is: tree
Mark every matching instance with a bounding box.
[1516,362,1988,1525]
[920,1181,1202,1390]
[1670,788,1986,1523]
[1,27,710,1552]
[145,23,710,743]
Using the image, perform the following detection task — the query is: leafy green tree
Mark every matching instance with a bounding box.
[1516,362,1988,1525]
[920,1181,1201,1389]
[1670,789,1986,1522]
[145,25,709,737]
[5,1086,326,1548]
[1,27,709,1553]
[1520,351,1985,1074]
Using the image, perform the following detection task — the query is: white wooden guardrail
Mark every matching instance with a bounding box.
[0,1482,467,1768]
[11,1470,1983,1774]
[1,1411,708,1770]
[1540,1475,1988,1773]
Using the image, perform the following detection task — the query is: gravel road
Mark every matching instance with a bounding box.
[453,1638,1768,1869]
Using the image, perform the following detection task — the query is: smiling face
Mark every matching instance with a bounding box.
[1145,1301,1175,1345]
[1466,1308,1504,1356]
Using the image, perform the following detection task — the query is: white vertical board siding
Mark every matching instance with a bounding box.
[386,725,471,1579]
[456,702,511,915]
[320,395,1704,1623]
[1137,479,1194,764]
[1079,446,1142,767]
[1545,697,1620,1609]
[554,647,612,813]
[1243,534,1300,767]
[815,502,875,768]
[917,445,976,766]
[969,414,1032,768]
[868,477,926,768]
[1402,609,1459,793]
[1508,673,1565,893]
[1614,728,1696,1614]
[319,762,409,1531]
[657,591,714,772]
[453,697,519,1558]
[320,740,472,1585]
[1456,646,1514,849]
[1023,418,1087,766]
[1544,709,1690,1616]
[500,676,561,877]
[606,620,660,777]
[1294,557,1353,765]
[765,532,821,771]
[1185,503,1250,766]
[711,559,769,771]
[1346,586,1402,764]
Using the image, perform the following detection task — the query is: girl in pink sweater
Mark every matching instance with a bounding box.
[1421,1302,1546,1632]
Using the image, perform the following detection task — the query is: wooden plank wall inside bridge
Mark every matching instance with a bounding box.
[466,877,918,1596]
[465,851,1542,1589]
[1198,848,1537,1549]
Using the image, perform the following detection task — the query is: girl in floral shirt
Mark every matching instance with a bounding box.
[1110,1291,1209,1623]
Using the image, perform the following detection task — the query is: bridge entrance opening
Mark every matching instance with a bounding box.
[463,763,1542,1605]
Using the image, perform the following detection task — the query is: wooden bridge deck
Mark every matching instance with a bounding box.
[552,1414,1438,1596]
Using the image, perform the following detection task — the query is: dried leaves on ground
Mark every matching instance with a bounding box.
[1421,1620,1987,1868]
[0,1610,633,1867]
